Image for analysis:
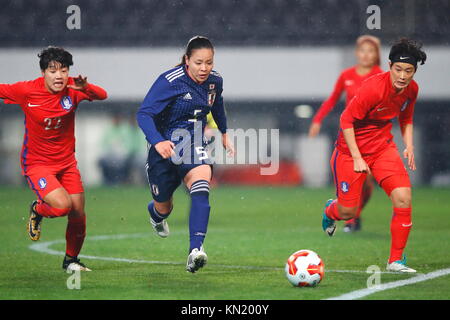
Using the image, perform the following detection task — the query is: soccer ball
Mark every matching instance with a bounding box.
[285,249,324,287]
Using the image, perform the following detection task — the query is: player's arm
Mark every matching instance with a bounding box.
[0,82,28,105]
[309,73,345,137]
[136,76,177,159]
[399,90,417,171]
[68,75,108,100]
[340,85,380,173]
[210,83,234,157]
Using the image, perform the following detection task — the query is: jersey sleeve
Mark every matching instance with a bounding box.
[0,81,29,105]
[136,75,179,145]
[210,79,227,134]
[340,82,380,129]
[398,85,418,128]
[312,72,345,124]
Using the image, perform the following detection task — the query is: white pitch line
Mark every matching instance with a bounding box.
[28,233,409,274]
[326,268,450,300]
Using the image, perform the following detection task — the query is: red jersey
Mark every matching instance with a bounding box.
[312,65,383,123]
[337,71,418,156]
[0,77,107,173]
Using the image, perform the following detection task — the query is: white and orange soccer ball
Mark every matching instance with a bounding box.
[285,249,324,287]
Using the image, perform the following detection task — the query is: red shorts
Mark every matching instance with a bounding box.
[331,143,411,207]
[24,161,84,200]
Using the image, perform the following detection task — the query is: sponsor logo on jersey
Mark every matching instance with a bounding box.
[209,83,215,90]
[340,181,349,193]
[183,93,192,100]
[27,102,41,107]
[60,96,73,111]
[401,100,409,112]
[151,184,159,196]
[38,178,47,189]
[377,107,388,112]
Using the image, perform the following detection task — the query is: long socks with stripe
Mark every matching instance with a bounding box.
[65,215,86,258]
[389,207,412,263]
[189,180,211,252]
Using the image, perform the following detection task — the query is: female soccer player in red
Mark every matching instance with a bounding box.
[309,35,383,232]
[0,46,107,271]
[321,38,426,273]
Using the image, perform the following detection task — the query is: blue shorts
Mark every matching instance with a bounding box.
[145,143,212,202]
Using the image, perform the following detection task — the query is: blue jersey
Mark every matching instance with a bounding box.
[136,65,228,147]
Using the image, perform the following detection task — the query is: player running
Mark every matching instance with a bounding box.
[0,46,107,271]
[309,35,383,233]
[321,38,426,273]
[136,36,234,273]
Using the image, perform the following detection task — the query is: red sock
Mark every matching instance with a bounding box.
[35,200,71,218]
[65,215,86,258]
[325,200,343,221]
[389,207,412,263]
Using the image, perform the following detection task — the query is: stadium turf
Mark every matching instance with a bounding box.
[0,186,449,300]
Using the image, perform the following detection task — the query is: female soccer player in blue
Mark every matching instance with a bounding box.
[137,36,234,273]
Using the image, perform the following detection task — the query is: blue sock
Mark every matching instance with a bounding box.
[189,180,210,252]
[148,201,170,223]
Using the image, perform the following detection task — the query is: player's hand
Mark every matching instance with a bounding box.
[155,140,175,159]
[308,122,321,138]
[222,133,235,157]
[353,157,371,174]
[403,146,416,171]
[67,75,88,91]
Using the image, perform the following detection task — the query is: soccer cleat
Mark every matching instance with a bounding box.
[62,255,92,272]
[386,256,416,273]
[186,246,208,273]
[343,218,361,233]
[322,199,337,237]
[150,216,170,238]
[28,200,43,241]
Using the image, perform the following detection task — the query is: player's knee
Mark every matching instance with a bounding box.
[391,189,412,208]
[52,197,72,211]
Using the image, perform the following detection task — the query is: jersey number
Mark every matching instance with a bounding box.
[195,146,208,161]
[44,117,62,130]
[188,110,202,122]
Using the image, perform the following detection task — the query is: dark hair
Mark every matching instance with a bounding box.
[177,36,214,66]
[38,46,73,71]
[388,38,427,69]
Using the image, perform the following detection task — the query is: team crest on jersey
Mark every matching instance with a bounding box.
[38,178,47,190]
[60,96,73,111]
[340,181,349,193]
[208,90,216,107]
[401,99,410,112]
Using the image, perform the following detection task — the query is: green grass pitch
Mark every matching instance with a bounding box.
[0,186,449,300]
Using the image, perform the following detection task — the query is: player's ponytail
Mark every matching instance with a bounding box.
[176,36,214,67]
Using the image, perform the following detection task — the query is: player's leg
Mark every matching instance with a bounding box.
[25,167,73,240]
[372,145,415,272]
[344,174,375,232]
[323,149,366,236]
[62,193,91,271]
[183,164,212,273]
[57,163,92,271]
[145,151,180,238]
